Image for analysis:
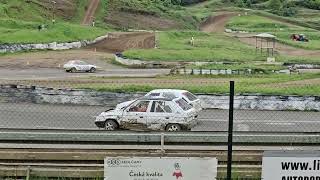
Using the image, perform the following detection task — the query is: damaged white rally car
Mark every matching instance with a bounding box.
[116,89,202,113]
[95,96,198,131]
[63,60,97,73]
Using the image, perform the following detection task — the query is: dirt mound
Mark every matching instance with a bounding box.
[89,32,156,52]
[105,11,180,30]
[200,12,237,33]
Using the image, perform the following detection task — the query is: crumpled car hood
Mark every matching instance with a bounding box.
[115,100,135,110]
[98,109,122,117]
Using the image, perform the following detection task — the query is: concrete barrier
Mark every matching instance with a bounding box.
[0,35,109,53]
[0,84,319,111]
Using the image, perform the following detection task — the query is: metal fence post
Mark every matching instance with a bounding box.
[227,81,235,180]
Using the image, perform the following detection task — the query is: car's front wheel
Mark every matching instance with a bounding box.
[70,67,77,73]
[166,124,182,132]
[90,67,96,73]
[104,120,118,131]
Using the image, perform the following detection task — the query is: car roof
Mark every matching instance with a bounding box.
[148,89,188,94]
[68,60,85,63]
[138,96,179,101]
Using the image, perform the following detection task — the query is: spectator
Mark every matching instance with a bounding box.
[92,19,95,27]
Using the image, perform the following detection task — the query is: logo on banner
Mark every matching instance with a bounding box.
[107,159,121,166]
[172,162,183,179]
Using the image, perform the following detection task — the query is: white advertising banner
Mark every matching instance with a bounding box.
[262,151,320,180]
[104,157,217,180]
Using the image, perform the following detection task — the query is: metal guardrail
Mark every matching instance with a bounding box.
[0,130,319,178]
[1,129,320,144]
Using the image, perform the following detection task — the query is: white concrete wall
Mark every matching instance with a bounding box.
[1,84,319,111]
[0,35,108,53]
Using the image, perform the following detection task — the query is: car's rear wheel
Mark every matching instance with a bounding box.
[70,67,77,73]
[166,124,182,132]
[90,67,96,73]
[104,120,118,131]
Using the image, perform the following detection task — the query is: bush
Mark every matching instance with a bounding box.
[268,0,282,13]
[281,7,297,17]
[180,0,207,5]
[297,0,320,10]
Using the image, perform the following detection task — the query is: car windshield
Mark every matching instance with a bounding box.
[77,61,88,65]
[128,101,150,112]
[69,60,87,65]
[148,93,160,96]
[175,98,192,111]
[183,92,198,101]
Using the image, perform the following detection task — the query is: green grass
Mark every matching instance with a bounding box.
[0,18,108,44]
[72,0,90,23]
[0,0,47,22]
[124,31,264,62]
[253,8,320,30]
[227,14,320,50]
[172,0,223,23]
[227,15,310,32]
[276,31,320,50]
[188,63,286,72]
[0,0,110,44]
[95,0,109,27]
[123,31,319,64]
[74,73,320,96]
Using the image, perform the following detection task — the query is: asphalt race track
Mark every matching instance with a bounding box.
[0,68,170,80]
[0,103,319,132]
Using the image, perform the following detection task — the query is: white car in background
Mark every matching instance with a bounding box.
[63,60,97,73]
[95,96,198,131]
[116,89,202,112]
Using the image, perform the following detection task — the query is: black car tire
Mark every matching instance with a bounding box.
[90,67,96,73]
[165,124,182,132]
[71,67,77,73]
[104,120,118,131]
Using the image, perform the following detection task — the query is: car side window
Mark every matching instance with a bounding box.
[128,101,150,112]
[151,101,172,113]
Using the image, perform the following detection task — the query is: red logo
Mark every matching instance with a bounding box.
[172,163,183,179]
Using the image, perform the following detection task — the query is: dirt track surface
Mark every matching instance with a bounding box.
[0,68,170,81]
[0,49,117,69]
[0,50,170,80]
[89,32,155,52]
[200,12,237,33]
[105,11,180,30]
[82,0,100,25]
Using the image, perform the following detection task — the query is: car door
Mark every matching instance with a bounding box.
[147,100,174,130]
[78,61,89,71]
[122,100,150,129]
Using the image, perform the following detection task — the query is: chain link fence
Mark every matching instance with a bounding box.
[0,76,319,179]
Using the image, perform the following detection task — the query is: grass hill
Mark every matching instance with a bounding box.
[0,0,108,44]
[1,0,319,56]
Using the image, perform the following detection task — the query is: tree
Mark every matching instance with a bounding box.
[268,0,282,13]
[236,0,245,7]
[171,0,181,5]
